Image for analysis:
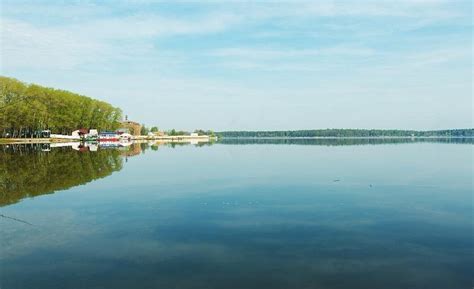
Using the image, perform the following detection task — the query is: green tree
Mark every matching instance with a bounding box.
[0,76,122,137]
[140,125,149,135]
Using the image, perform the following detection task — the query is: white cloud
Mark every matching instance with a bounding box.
[212,46,375,59]
[1,0,469,71]
[0,0,471,129]
[226,0,464,21]
[301,0,455,17]
[1,19,107,70]
[0,12,240,70]
[70,13,240,40]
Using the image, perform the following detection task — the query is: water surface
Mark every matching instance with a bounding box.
[0,140,472,289]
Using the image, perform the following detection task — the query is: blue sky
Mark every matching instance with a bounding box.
[1,0,472,130]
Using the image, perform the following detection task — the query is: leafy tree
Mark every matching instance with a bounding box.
[140,125,149,135]
[0,76,122,138]
[167,129,189,136]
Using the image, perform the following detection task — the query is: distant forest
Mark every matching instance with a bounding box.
[217,138,474,146]
[0,76,122,138]
[217,129,473,138]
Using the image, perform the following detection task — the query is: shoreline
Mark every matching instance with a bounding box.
[0,136,471,145]
[0,138,75,144]
[0,135,215,145]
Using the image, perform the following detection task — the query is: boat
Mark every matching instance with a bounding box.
[119,133,132,142]
[83,135,98,142]
[98,132,119,142]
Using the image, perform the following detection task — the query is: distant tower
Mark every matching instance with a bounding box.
[125,115,128,121]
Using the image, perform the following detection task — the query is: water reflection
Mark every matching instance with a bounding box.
[0,141,217,207]
[1,138,472,207]
[0,140,472,289]
[0,143,123,207]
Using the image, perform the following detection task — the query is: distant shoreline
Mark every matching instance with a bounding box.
[218,136,474,139]
[216,129,473,139]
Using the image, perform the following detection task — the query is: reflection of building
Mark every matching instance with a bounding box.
[120,143,142,157]
[119,121,142,136]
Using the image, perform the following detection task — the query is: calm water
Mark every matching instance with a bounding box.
[0,140,472,289]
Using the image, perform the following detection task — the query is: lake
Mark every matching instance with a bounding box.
[0,139,472,289]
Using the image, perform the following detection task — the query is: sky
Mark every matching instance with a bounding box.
[0,0,472,131]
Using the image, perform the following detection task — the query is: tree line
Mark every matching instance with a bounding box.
[216,129,473,138]
[0,76,123,138]
[138,126,216,136]
[217,138,474,146]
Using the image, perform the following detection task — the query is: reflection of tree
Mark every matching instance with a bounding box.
[0,144,123,207]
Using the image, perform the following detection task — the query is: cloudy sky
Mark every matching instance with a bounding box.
[1,0,472,130]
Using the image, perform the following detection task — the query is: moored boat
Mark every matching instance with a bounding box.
[119,133,132,141]
[98,132,119,142]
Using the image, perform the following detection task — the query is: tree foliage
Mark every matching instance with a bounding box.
[167,129,189,136]
[0,76,122,137]
[194,129,215,136]
[217,138,474,146]
[140,124,149,135]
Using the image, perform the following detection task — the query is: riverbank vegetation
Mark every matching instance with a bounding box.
[0,76,122,138]
[217,129,473,138]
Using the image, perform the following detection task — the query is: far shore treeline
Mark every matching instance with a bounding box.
[217,129,473,138]
[0,76,122,137]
